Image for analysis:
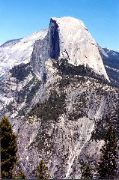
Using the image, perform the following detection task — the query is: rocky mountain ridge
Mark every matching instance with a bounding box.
[0,17,118,178]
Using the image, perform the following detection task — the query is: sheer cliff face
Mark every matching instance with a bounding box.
[49,18,60,59]
[0,17,118,178]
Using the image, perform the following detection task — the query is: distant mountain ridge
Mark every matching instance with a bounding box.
[99,46,119,87]
[0,39,22,48]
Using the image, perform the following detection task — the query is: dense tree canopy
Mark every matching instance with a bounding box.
[0,116,17,178]
[98,122,118,179]
[35,160,49,179]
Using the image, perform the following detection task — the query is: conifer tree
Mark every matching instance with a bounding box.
[14,170,26,179]
[97,123,118,179]
[0,116,17,178]
[12,163,26,179]
[35,159,49,180]
[81,161,93,180]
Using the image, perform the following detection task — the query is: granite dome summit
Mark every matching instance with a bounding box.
[0,16,109,80]
[49,17,109,80]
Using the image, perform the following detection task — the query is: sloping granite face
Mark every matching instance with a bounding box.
[17,72,119,179]
[49,19,60,59]
[30,34,49,82]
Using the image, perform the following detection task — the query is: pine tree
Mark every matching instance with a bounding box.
[35,160,49,180]
[12,163,26,179]
[0,116,17,178]
[81,161,93,180]
[97,123,118,179]
[14,170,26,179]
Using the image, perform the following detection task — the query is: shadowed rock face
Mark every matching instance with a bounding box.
[49,18,60,59]
[99,47,119,87]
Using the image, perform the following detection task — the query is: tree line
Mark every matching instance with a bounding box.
[0,116,118,179]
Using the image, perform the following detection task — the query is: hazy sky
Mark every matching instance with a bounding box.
[0,0,119,50]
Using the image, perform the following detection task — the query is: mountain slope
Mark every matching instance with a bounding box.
[0,17,118,178]
[16,71,118,178]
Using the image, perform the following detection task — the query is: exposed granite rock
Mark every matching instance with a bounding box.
[0,17,118,178]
